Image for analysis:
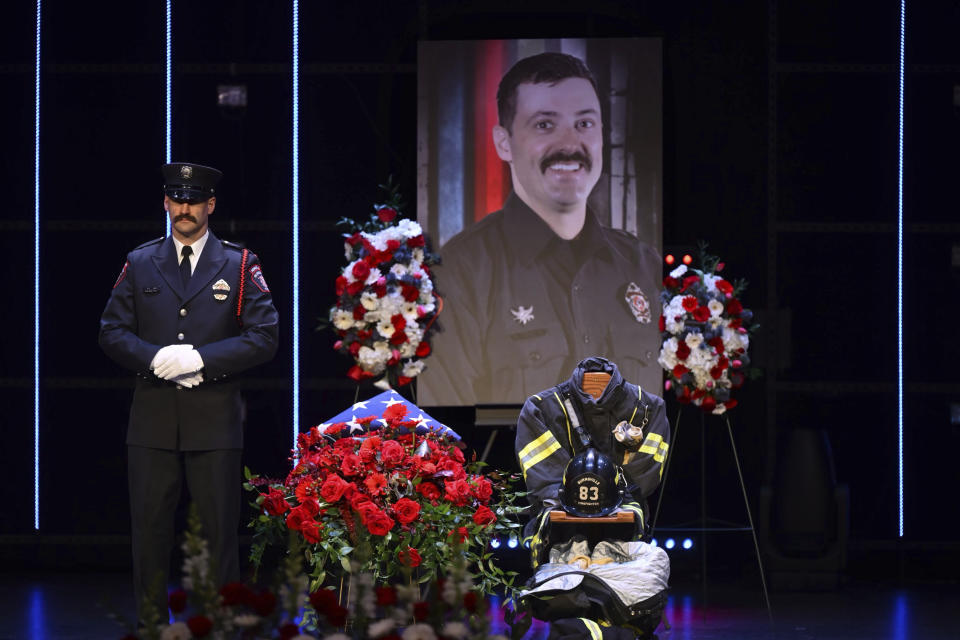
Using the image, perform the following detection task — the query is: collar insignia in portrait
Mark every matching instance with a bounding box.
[249,264,270,293]
[625,282,652,324]
[212,278,231,301]
[180,165,193,179]
[511,305,535,325]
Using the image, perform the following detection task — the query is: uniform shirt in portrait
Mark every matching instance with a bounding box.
[172,230,209,274]
[420,192,661,406]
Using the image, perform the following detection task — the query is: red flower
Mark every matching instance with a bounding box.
[393,497,421,525]
[326,603,348,627]
[445,478,472,506]
[416,481,441,501]
[707,336,725,354]
[682,296,698,312]
[473,505,496,527]
[672,364,689,379]
[340,453,364,477]
[471,476,493,501]
[251,590,276,617]
[727,298,743,315]
[365,510,395,536]
[680,275,700,292]
[389,331,408,346]
[335,275,347,296]
[186,615,213,637]
[413,601,430,621]
[309,588,339,614]
[351,260,371,282]
[692,306,711,323]
[662,276,680,289]
[376,586,398,606]
[380,440,406,467]
[407,234,425,248]
[449,526,469,544]
[286,504,316,532]
[715,279,733,295]
[677,386,692,404]
[220,582,253,607]
[262,488,290,516]
[401,283,420,302]
[415,341,431,357]
[675,340,691,360]
[168,588,187,613]
[725,399,739,410]
[377,206,398,222]
[278,623,301,640]
[398,546,422,567]
[364,472,388,495]
[301,519,322,544]
[383,403,408,423]
[658,315,665,332]
[352,306,366,321]
[701,396,717,412]
[320,474,351,503]
[438,457,466,481]
[391,313,407,331]
[463,591,480,613]
[347,365,373,381]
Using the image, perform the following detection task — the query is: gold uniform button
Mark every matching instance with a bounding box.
[179,308,187,317]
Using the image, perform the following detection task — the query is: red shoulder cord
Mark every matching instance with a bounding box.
[236,248,249,327]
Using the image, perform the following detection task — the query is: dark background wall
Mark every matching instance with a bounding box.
[1,0,958,578]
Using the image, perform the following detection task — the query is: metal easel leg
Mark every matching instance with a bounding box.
[725,415,773,623]
[650,407,683,534]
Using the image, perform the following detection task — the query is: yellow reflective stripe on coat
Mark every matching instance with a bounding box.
[519,431,562,481]
[620,502,646,533]
[639,432,668,461]
[579,618,603,640]
[530,510,552,568]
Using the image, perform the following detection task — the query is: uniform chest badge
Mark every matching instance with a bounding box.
[511,305,535,325]
[625,282,652,324]
[212,278,231,301]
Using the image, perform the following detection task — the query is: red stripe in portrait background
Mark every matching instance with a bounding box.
[473,40,511,222]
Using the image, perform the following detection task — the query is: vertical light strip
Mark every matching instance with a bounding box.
[165,0,172,235]
[33,0,42,531]
[292,0,300,457]
[897,0,905,538]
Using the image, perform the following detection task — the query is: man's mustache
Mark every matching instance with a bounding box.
[175,214,197,223]
[540,149,592,173]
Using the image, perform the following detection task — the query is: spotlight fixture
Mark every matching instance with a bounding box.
[664,254,675,265]
[665,538,676,550]
[682,538,693,550]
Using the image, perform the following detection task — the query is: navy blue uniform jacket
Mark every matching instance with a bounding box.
[99,232,279,450]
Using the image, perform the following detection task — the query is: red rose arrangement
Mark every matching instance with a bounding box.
[328,183,440,387]
[657,247,760,414]
[247,402,526,596]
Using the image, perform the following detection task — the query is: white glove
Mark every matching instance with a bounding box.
[154,348,204,380]
[172,371,204,389]
[151,344,194,371]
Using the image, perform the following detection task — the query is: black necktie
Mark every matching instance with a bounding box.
[180,245,193,288]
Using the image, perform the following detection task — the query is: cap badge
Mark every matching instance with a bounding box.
[510,305,534,325]
[180,165,193,179]
[212,278,231,301]
[625,282,652,324]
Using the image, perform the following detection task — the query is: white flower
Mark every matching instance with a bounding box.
[365,268,382,286]
[367,619,397,638]
[684,332,703,349]
[669,264,688,278]
[377,320,396,339]
[440,621,470,639]
[712,403,728,415]
[412,247,425,263]
[402,624,437,640]
[703,274,721,291]
[360,291,380,311]
[233,614,261,628]
[722,326,749,354]
[160,622,192,640]
[657,337,678,371]
[396,218,423,239]
[358,345,389,374]
[332,309,355,331]
[402,360,425,378]
[343,242,354,261]
[707,299,725,317]
[390,263,408,278]
[708,316,725,330]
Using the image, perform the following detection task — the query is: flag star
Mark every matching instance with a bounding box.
[352,400,369,411]
[346,415,364,433]
[382,396,404,408]
[411,413,430,427]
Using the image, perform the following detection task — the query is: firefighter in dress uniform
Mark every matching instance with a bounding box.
[99,163,279,623]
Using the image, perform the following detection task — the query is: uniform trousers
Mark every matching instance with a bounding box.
[127,446,242,621]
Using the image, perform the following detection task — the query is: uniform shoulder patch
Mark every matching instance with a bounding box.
[221,239,245,251]
[249,264,269,293]
[134,236,164,250]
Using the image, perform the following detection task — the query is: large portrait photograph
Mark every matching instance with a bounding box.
[417,38,663,406]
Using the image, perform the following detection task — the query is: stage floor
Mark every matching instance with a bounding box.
[2,570,958,639]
